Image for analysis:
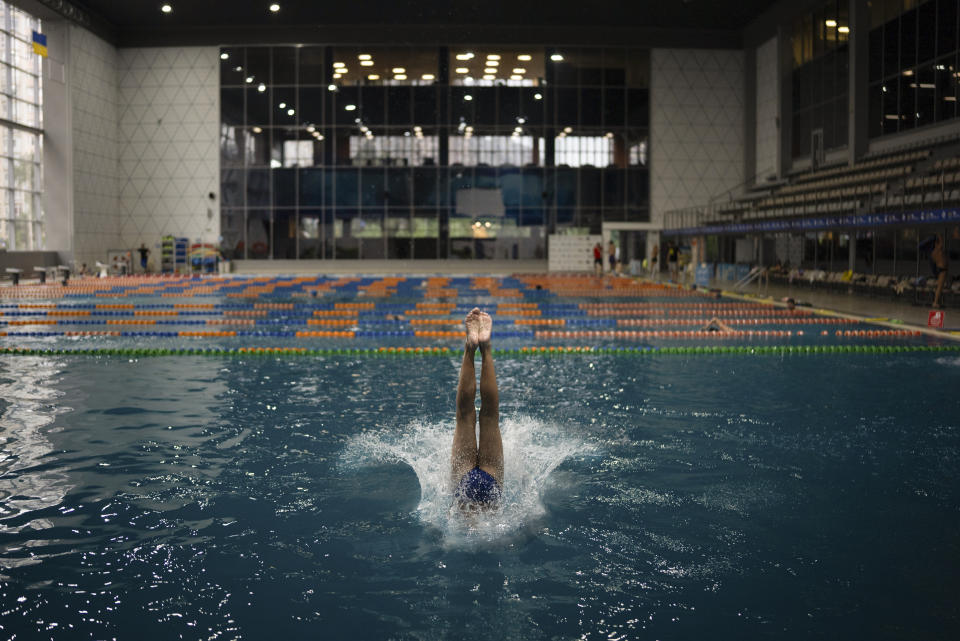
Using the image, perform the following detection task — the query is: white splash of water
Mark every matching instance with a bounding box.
[342,415,591,543]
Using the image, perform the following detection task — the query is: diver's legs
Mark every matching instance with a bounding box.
[933,270,947,308]
[476,312,503,485]
[451,309,481,486]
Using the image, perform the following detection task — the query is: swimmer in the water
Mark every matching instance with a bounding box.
[701,317,735,333]
[451,308,503,512]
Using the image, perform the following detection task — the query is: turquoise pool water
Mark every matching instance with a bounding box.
[0,285,958,639]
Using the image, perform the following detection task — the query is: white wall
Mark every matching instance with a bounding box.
[117,47,220,259]
[650,48,745,226]
[69,24,119,267]
[755,36,779,184]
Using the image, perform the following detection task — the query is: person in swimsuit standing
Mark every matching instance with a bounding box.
[451,308,503,512]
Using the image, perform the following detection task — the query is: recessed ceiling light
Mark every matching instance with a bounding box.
[220,52,229,60]
[486,54,501,60]
[252,126,262,133]
[392,67,406,74]
[464,95,473,101]
[534,93,542,100]
[245,76,254,83]
[486,60,499,66]
[837,25,850,33]
[484,68,497,74]
[345,104,357,111]
[456,53,474,60]
[483,74,495,80]
[455,67,469,74]
[563,126,573,133]
[550,53,564,61]
[903,69,914,76]
[368,74,380,80]
[605,132,614,138]
[513,68,525,74]
[161,4,172,14]
[257,83,266,92]
[394,74,407,80]
[516,118,524,124]
[269,4,280,12]
[825,19,837,27]
[287,108,295,116]
[360,60,374,67]
[422,73,435,80]
[333,62,345,68]
[358,54,371,60]
[327,84,337,91]
[333,73,342,79]
[510,75,522,80]
[517,54,532,61]
[279,102,286,108]
[316,134,325,140]
[306,125,316,132]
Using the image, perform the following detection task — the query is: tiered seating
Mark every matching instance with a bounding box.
[770,267,959,306]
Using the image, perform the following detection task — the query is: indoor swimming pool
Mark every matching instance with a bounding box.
[0,275,957,640]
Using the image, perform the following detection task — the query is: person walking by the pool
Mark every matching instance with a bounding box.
[137,243,150,273]
[451,308,503,511]
[931,233,948,309]
[593,242,603,276]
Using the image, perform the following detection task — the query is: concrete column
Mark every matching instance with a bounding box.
[848,0,870,164]
[744,45,757,185]
[777,24,793,176]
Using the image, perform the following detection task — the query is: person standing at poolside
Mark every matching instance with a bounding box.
[137,243,150,273]
[451,308,503,511]
[593,242,603,276]
[608,240,617,275]
[931,233,948,309]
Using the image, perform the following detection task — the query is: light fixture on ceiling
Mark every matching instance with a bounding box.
[837,25,850,34]
[327,84,337,91]
[516,117,525,124]
[483,74,495,80]
[510,75,522,80]
[455,67,469,74]
[518,54,532,61]
[360,60,374,67]
[534,93,542,100]
[269,4,280,12]
[257,83,266,92]
[220,52,229,60]
[161,4,172,14]
[333,62,345,68]
[563,126,573,133]
[368,74,380,80]
[422,74,435,80]
[456,53,475,60]
[333,73,342,79]
[486,54,501,60]
[234,66,242,72]
[486,59,499,66]
[279,102,286,108]
[395,74,407,80]
[825,19,837,27]
[392,67,406,74]
[245,76,254,83]
[306,125,316,132]
[464,95,473,101]
[252,126,262,133]
[484,67,497,74]
[512,68,525,74]
[358,54,372,60]
[345,104,357,111]
[287,108,295,116]
[605,132,614,139]
[550,53,564,62]
[903,69,914,76]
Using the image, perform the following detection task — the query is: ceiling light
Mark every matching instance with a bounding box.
[465,126,473,132]
[234,66,242,72]
[456,53,475,60]
[514,126,522,132]
[327,84,337,91]
[345,104,356,111]
[518,54,532,61]
[483,74,495,80]
[486,60,499,66]
[550,53,564,62]
[245,76,254,83]
[945,96,957,102]
[279,102,286,108]
[360,60,374,67]
[605,132,614,138]
[257,83,266,92]
[516,117,525,124]
[534,93,542,100]
[306,125,316,132]
[837,25,850,34]
[825,19,837,27]
[395,74,407,80]
[161,4,172,13]
[487,54,501,60]
[422,74,435,80]
[563,126,573,133]
[455,67,469,74]
[287,108,295,116]
[315,134,324,140]
[414,126,422,131]
[392,67,406,74]
[220,52,229,60]
[510,75,522,80]
[360,125,368,132]
[333,62,345,68]
[252,126,262,133]
[484,68,497,74]
[269,3,280,12]
[358,54,371,60]
[484,221,491,228]
[368,74,380,80]
[936,64,947,71]
[464,95,473,101]
[333,73,342,79]
[513,68,526,74]
[903,69,914,76]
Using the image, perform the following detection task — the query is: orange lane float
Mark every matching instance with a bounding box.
[294,330,356,337]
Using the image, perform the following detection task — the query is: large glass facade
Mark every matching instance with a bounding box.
[220,45,649,260]
[868,0,960,138]
[0,1,43,251]
[791,0,850,159]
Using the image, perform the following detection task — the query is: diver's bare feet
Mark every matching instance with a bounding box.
[478,311,492,349]
[464,307,482,349]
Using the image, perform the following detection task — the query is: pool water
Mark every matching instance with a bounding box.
[1,346,958,639]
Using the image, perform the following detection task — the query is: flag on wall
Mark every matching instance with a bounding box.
[32,31,47,57]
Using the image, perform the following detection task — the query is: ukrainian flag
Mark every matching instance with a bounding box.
[32,31,47,58]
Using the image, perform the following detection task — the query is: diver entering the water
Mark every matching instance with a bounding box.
[451,308,504,511]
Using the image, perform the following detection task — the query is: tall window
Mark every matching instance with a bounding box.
[0,1,43,251]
